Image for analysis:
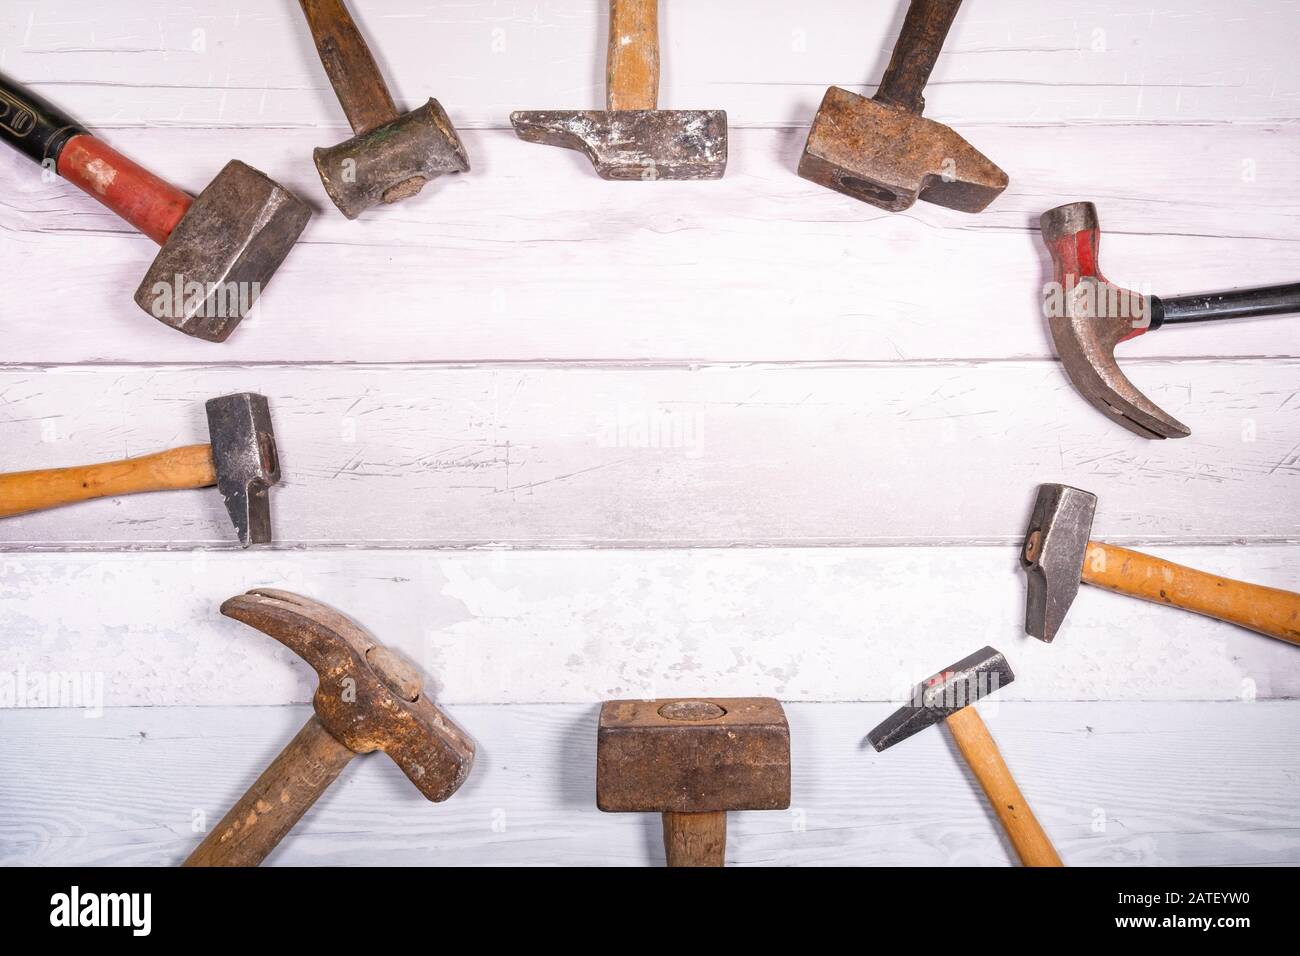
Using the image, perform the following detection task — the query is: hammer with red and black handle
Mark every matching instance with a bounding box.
[0,74,311,342]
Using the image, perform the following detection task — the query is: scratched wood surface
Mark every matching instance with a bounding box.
[2,703,1297,867]
[1,0,1298,866]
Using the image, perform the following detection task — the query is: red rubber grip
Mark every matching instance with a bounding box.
[56,133,192,245]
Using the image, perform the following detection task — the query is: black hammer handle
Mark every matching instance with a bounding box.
[874,0,964,115]
[1151,283,1300,328]
[0,73,86,165]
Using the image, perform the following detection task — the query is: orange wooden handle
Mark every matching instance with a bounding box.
[0,444,216,518]
[661,810,727,867]
[57,134,191,245]
[944,707,1063,867]
[607,0,659,110]
[1084,542,1300,646]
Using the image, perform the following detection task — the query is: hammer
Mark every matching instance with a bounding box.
[597,698,790,866]
[1022,483,1300,646]
[0,393,279,547]
[799,0,1007,212]
[185,589,474,866]
[298,0,469,219]
[0,75,310,342]
[510,0,727,181]
[868,647,1062,867]
[1040,201,1300,439]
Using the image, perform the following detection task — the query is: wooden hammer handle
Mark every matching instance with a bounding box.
[299,0,399,136]
[606,0,659,110]
[0,444,215,519]
[184,716,357,867]
[1084,542,1300,646]
[874,0,963,115]
[944,707,1063,867]
[661,810,726,867]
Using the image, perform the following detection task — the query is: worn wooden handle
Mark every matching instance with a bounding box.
[1083,542,1300,646]
[299,0,398,135]
[945,707,1063,867]
[874,0,963,115]
[606,0,659,110]
[0,444,216,519]
[184,717,356,867]
[661,810,726,867]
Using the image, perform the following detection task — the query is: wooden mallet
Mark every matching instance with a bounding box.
[868,646,1063,867]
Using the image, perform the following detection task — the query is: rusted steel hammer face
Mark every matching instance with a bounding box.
[511,0,727,181]
[0,392,279,547]
[0,75,309,341]
[185,590,475,866]
[867,647,1013,752]
[299,0,469,218]
[799,0,1007,212]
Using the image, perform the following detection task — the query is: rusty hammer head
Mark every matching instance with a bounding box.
[204,393,280,546]
[1020,483,1097,643]
[314,99,469,219]
[868,646,1014,751]
[221,588,474,799]
[134,161,312,342]
[597,698,790,813]
[1040,202,1188,440]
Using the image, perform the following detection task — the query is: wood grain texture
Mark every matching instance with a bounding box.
[3,547,1297,706]
[2,701,1297,867]
[662,811,726,867]
[1,124,1297,364]
[0,364,1295,548]
[3,1,1297,126]
[1084,542,1300,646]
[606,0,658,111]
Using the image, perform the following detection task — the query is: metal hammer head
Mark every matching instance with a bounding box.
[1020,483,1097,643]
[204,393,280,547]
[798,86,1007,213]
[314,99,469,219]
[134,161,311,342]
[868,646,1014,752]
[221,589,475,801]
[510,109,727,181]
[597,698,790,812]
[1040,202,1189,439]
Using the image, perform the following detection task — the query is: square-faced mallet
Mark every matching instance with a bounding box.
[597,698,790,866]
[1022,483,1300,646]
[297,0,469,219]
[184,590,475,866]
[511,0,727,181]
[1040,201,1300,439]
[798,0,1007,212]
[869,647,1063,867]
[0,74,310,341]
[0,393,280,546]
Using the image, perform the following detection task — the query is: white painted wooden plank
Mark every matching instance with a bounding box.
[0,363,1296,548]
[2,547,1297,706]
[2,125,1297,365]
[3,1,1298,127]
[1,702,1296,866]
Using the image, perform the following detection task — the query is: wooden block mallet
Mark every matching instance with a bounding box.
[597,698,790,866]
[868,646,1063,867]
[1023,484,1300,646]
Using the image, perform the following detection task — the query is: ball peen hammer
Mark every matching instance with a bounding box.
[799,0,1007,212]
[0,74,310,342]
[868,647,1063,867]
[0,393,279,547]
[1040,201,1300,439]
[1022,483,1300,645]
[298,0,469,218]
[597,698,790,866]
[184,590,474,867]
[511,0,728,181]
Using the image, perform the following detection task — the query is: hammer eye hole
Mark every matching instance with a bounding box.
[839,176,897,205]
[658,700,727,721]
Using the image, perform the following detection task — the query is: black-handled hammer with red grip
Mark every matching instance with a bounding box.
[1041,201,1300,439]
[0,74,311,342]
